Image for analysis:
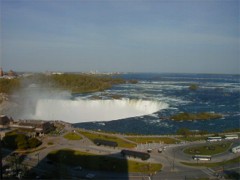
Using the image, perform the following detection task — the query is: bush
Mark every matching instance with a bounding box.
[176,128,191,137]
[2,133,42,150]
[189,84,199,90]
[0,78,20,94]
[2,134,18,149]
[171,112,222,121]
[28,138,42,148]
[16,134,29,149]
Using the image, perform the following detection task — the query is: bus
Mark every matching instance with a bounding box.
[192,155,211,161]
[232,145,240,153]
[207,136,222,142]
[224,134,238,140]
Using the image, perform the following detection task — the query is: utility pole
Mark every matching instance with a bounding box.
[36,153,40,164]
[0,135,3,180]
[172,149,175,171]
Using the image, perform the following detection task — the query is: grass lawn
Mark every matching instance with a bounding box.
[183,142,232,155]
[47,149,162,174]
[181,156,240,168]
[63,132,82,140]
[78,130,136,148]
[126,136,180,144]
[178,136,207,142]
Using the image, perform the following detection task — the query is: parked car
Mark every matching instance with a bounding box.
[85,173,95,179]
[74,166,82,171]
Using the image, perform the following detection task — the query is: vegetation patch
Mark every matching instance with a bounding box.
[0,78,20,94]
[181,156,240,168]
[126,136,180,144]
[171,112,222,121]
[0,73,127,95]
[47,142,54,145]
[183,142,232,155]
[176,128,209,137]
[51,74,126,93]
[63,132,82,140]
[189,84,199,91]
[2,132,42,150]
[178,136,208,142]
[78,130,136,148]
[47,149,162,173]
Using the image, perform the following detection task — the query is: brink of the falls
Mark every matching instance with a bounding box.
[32,98,168,123]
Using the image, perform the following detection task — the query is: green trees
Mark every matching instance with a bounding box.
[0,74,127,95]
[51,74,125,93]
[189,84,199,90]
[28,137,42,148]
[176,128,191,137]
[2,132,42,150]
[16,134,29,149]
[171,112,222,121]
[0,78,20,94]
[177,128,209,138]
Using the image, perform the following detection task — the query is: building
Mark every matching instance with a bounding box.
[12,120,55,136]
[0,115,55,137]
[0,67,3,76]
[0,115,11,128]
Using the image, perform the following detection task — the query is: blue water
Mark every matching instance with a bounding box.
[74,73,240,135]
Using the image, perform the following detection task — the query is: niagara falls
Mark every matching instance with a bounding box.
[33,98,169,123]
[7,73,239,135]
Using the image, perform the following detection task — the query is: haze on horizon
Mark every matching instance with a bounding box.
[1,0,239,74]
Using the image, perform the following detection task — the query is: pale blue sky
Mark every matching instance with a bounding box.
[1,0,239,74]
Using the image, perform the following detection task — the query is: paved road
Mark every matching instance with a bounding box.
[3,127,240,179]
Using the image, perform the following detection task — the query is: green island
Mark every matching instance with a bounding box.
[63,132,83,140]
[178,136,208,142]
[78,130,136,148]
[181,156,240,168]
[126,136,180,144]
[171,112,223,121]
[189,83,199,90]
[183,142,232,155]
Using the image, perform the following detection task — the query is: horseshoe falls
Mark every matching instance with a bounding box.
[34,99,168,123]
[20,73,240,135]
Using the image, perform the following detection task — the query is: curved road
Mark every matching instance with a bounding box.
[8,128,240,180]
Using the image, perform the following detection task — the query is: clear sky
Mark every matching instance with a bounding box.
[0,0,239,74]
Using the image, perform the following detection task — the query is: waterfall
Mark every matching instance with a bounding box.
[33,98,168,123]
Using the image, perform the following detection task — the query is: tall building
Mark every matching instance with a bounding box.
[0,68,3,76]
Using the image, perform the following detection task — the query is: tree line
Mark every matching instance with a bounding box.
[2,131,42,150]
[0,73,128,94]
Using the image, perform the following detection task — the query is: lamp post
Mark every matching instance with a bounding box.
[172,148,176,172]
[35,153,40,164]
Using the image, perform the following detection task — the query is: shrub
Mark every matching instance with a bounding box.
[28,138,42,148]
[189,84,199,90]
[2,133,42,150]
